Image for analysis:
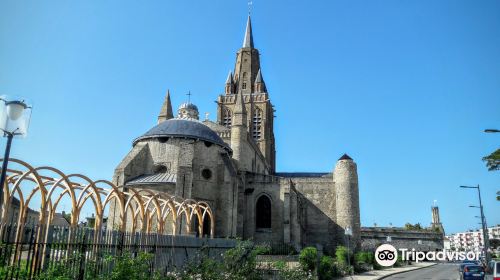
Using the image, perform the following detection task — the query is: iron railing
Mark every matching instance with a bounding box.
[0,223,235,280]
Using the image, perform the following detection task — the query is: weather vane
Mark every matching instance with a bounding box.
[248,0,253,15]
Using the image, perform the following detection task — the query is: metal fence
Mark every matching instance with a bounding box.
[0,223,236,280]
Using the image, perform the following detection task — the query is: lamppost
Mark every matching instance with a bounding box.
[345,226,353,275]
[0,97,32,224]
[460,185,490,263]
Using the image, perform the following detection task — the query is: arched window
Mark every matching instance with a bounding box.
[252,108,262,140]
[223,108,232,128]
[256,195,271,229]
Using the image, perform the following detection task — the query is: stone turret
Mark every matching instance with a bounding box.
[254,69,266,93]
[431,205,445,234]
[158,90,174,124]
[334,154,361,249]
[225,71,234,94]
[230,90,248,169]
[178,102,199,120]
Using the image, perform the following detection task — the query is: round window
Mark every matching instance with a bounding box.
[201,169,212,180]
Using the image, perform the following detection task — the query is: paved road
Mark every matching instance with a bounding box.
[385,263,460,280]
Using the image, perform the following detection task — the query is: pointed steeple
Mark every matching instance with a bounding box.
[242,15,254,48]
[225,71,233,84]
[255,69,263,83]
[158,90,174,124]
[254,68,266,93]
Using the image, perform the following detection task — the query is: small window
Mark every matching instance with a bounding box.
[242,83,247,89]
[201,168,212,180]
[204,141,213,147]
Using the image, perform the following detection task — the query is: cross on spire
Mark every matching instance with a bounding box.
[187,91,192,103]
[248,0,253,15]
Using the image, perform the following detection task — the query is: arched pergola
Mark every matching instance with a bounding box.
[0,158,215,246]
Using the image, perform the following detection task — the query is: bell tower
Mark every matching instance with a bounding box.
[217,16,276,173]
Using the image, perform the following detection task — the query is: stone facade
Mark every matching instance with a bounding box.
[109,16,361,254]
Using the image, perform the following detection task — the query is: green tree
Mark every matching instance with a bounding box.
[482,148,500,171]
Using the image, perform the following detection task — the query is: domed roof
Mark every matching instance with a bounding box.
[179,102,198,111]
[133,118,231,151]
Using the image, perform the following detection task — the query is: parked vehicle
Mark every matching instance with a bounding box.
[485,261,500,280]
[461,265,485,280]
[461,262,479,273]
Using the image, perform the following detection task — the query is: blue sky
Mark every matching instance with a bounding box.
[0,0,499,234]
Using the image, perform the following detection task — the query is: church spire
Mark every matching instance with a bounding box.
[242,15,254,48]
[158,90,174,124]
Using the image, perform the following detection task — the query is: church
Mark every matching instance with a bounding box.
[111,16,361,253]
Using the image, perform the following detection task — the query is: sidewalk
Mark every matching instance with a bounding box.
[338,262,436,280]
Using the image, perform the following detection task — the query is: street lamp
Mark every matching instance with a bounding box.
[0,97,32,223]
[460,185,490,263]
[345,226,353,275]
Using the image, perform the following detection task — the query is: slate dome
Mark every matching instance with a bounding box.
[179,102,198,111]
[133,118,231,151]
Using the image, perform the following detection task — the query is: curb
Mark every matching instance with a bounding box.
[377,263,438,280]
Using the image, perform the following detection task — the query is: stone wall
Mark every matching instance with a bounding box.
[361,227,444,252]
[288,176,339,254]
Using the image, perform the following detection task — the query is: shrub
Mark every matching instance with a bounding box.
[37,253,98,280]
[354,251,374,272]
[318,255,339,279]
[182,256,222,280]
[222,240,260,280]
[335,246,352,265]
[299,247,318,272]
[107,252,154,280]
[393,255,404,267]
[354,251,374,265]
[276,266,313,280]
[254,244,271,255]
